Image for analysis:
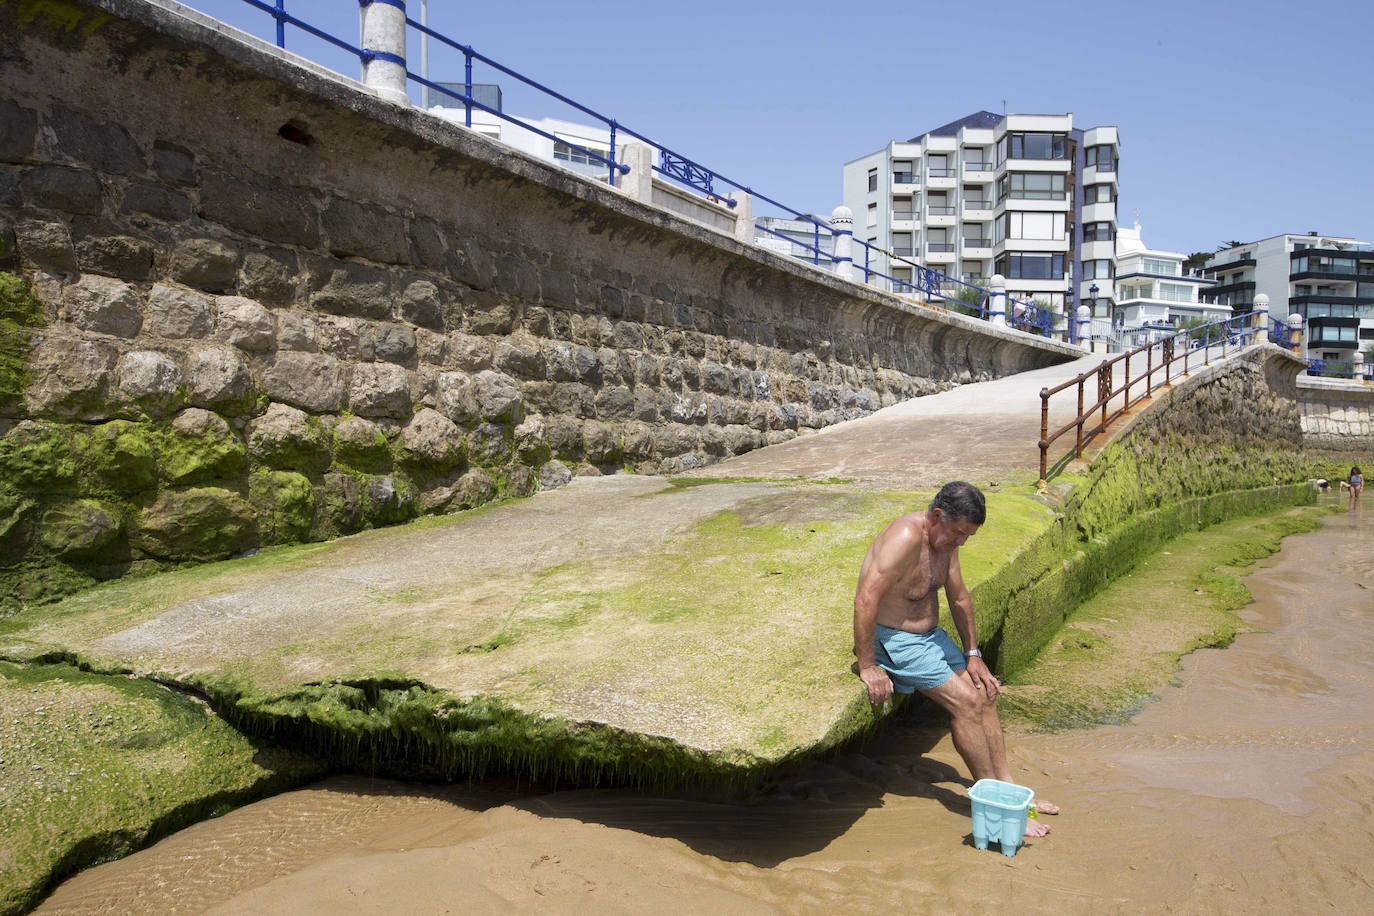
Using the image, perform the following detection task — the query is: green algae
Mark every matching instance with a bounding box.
[0,658,324,916]
[0,273,42,415]
[1000,506,1325,730]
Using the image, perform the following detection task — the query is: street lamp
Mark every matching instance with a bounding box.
[1089,283,1099,316]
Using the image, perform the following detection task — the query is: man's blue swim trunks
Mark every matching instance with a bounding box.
[874,624,967,692]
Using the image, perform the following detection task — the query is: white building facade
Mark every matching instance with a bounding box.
[1112,224,1220,347]
[843,111,1119,314]
[1202,233,1374,360]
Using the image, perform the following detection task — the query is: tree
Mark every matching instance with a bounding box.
[1215,240,1246,252]
[1183,251,1213,271]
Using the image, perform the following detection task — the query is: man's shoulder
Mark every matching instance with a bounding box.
[882,512,928,546]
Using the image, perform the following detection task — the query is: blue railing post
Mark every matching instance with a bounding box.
[607,122,617,187]
[464,47,473,127]
[274,0,285,47]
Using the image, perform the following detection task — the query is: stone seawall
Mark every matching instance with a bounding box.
[1297,376,1374,453]
[0,0,1075,609]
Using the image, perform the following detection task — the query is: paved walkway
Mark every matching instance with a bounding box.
[4,352,1119,768]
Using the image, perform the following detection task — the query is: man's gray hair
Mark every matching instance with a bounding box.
[929,481,986,525]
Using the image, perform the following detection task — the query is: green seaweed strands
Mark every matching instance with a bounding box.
[207,676,771,789]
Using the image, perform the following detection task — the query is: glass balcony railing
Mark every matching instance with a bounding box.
[927,168,956,178]
[926,206,955,216]
[892,212,915,221]
[963,200,993,210]
[892,172,918,184]
[891,246,915,257]
[962,161,994,172]
[963,239,993,249]
[927,243,956,253]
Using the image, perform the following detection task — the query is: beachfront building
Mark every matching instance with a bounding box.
[1112,224,1220,347]
[1201,233,1374,360]
[754,214,837,266]
[843,111,1120,315]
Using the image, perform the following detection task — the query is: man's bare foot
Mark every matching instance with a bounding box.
[1025,818,1050,838]
[1034,799,1060,815]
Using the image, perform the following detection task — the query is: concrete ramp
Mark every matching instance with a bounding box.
[0,361,1099,780]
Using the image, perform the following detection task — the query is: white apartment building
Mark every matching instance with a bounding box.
[843,111,1119,314]
[1201,233,1374,360]
[1111,223,1220,347]
[754,214,837,265]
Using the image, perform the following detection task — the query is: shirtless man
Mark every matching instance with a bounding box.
[853,481,1056,836]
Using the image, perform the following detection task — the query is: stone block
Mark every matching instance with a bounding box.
[186,347,254,411]
[448,333,493,371]
[316,471,363,535]
[16,219,76,273]
[349,362,411,419]
[436,370,477,424]
[215,295,276,352]
[48,105,145,175]
[249,469,316,543]
[60,274,142,337]
[316,315,373,360]
[594,385,634,420]
[164,407,247,484]
[408,217,447,271]
[323,197,410,264]
[543,414,583,455]
[200,172,319,247]
[467,422,510,464]
[453,467,496,509]
[169,238,240,292]
[152,142,196,185]
[39,498,124,557]
[334,415,391,470]
[276,311,318,351]
[0,98,38,162]
[448,237,495,291]
[494,338,547,380]
[145,284,211,339]
[374,323,417,364]
[474,369,522,421]
[464,291,521,335]
[538,459,572,491]
[133,486,256,562]
[265,351,345,412]
[74,234,155,281]
[248,402,330,471]
[20,166,103,215]
[581,420,620,463]
[621,421,654,460]
[0,169,18,209]
[514,414,550,465]
[493,253,540,301]
[551,381,594,418]
[115,350,183,416]
[239,248,299,305]
[632,389,658,422]
[398,407,464,468]
[399,279,445,331]
[309,261,393,320]
[120,179,192,221]
[700,360,732,394]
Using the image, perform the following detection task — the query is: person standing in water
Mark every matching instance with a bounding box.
[852,481,1058,837]
[1344,465,1363,509]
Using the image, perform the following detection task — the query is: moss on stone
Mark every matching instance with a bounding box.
[0,658,324,916]
[156,418,247,486]
[249,470,316,544]
[87,420,158,493]
[131,486,256,562]
[0,273,42,417]
[0,421,82,492]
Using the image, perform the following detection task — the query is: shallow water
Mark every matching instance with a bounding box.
[36,504,1374,913]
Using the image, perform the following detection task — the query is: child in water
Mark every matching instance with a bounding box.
[1340,465,1363,508]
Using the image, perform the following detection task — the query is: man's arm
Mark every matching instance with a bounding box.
[853,521,920,704]
[945,549,1001,697]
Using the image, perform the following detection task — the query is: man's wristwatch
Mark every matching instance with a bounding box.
[965,648,982,659]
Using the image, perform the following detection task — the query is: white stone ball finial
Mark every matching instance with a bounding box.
[830,205,853,225]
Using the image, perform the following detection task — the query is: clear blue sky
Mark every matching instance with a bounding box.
[183,0,1372,256]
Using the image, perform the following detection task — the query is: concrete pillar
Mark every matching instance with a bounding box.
[989,274,1007,327]
[831,206,854,282]
[360,0,410,106]
[619,143,654,204]
[1076,304,1091,348]
[1286,312,1303,350]
[1355,351,1369,385]
[1251,293,1270,345]
[729,192,753,245]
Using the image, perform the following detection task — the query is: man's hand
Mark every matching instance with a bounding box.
[860,665,894,705]
[965,655,1001,698]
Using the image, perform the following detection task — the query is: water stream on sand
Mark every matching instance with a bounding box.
[35,507,1374,914]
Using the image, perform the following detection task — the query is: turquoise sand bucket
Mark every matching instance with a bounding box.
[969,778,1035,856]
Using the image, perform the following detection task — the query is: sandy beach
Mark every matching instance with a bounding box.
[34,507,1374,914]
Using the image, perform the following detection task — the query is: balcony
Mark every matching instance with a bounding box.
[891,246,916,258]
[926,206,955,216]
[927,243,956,253]
[962,239,993,252]
[1203,280,1255,299]
[1203,256,1255,275]
[962,161,994,172]
[892,171,919,187]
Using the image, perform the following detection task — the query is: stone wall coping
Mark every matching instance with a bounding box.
[1297,375,1374,395]
[94,0,1080,361]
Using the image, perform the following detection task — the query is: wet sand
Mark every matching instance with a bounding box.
[36,507,1374,914]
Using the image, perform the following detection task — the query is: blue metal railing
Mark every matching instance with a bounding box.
[206,0,1079,345]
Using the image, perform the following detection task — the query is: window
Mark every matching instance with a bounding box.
[553,141,610,165]
[962,148,992,170]
[927,154,953,178]
[999,211,1066,240]
[995,253,1066,280]
[1086,145,1116,171]
[892,161,915,184]
[1000,172,1067,200]
[892,197,914,219]
[1083,221,1115,243]
[1142,258,1179,276]
[1007,132,1068,159]
[866,203,877,227]
[1083,259,1114,280]
[1085,184,1115,205]
[892,232,913,256]
[1159,282,1192,302]
[867,168,877,192]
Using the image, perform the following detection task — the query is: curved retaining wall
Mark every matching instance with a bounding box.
[1297,376,1374,454]
[0,0,1076,609]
